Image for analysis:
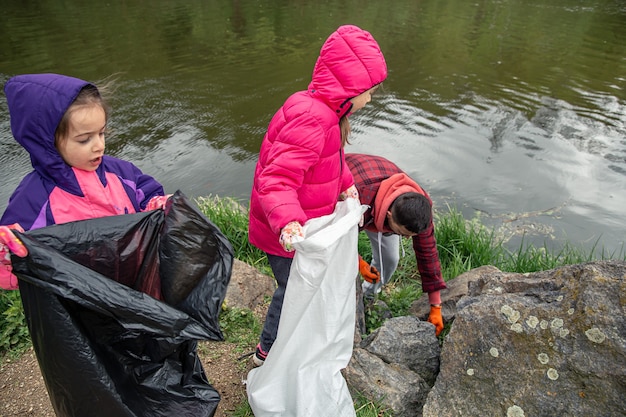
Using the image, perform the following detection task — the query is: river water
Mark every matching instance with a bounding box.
[1,0,625,254]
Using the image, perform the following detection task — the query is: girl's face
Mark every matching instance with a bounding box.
[350,86,379,113]
[57,105,106,171]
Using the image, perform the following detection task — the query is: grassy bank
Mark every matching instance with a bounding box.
[1,196,624,416]
[198,196,624,329]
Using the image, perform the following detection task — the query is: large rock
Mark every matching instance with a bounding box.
[224,259,276,310]
[238,259,626,416]
[410,265,500,322]
[423,260,626,417]
[360,316,440,386]
[345,348,430,417]
[345,316,439,416]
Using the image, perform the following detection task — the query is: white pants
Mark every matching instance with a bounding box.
[362,231,400,296]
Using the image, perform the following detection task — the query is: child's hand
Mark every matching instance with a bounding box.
[144,194,172,211]
[0,224,28,290]
[0,224,27,256]
[339,184,359,201]
[339,185,364,226]
[279,221,304,252]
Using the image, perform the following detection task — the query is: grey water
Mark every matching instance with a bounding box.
[1,0,625,255]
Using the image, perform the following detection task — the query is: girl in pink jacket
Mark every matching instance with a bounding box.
[248,25,387,365]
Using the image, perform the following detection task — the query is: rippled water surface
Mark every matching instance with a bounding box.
[1,0,625,253]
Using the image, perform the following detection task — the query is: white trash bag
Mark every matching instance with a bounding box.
[246,198,364,417]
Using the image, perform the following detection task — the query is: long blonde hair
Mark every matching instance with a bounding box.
[339,82,383,147]
[340,116,351,147]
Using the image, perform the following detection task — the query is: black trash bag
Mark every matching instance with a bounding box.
[11,190,233,417]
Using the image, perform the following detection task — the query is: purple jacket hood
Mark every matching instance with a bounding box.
[4,73,97,196]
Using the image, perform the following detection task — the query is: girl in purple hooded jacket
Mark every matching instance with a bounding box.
[0,73,167,290]
[248,25,388,365]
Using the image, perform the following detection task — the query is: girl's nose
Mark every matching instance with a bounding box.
[93,135,105,152]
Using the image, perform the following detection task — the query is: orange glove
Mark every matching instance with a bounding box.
[0,224,28,290]
[427,305,444,336]
[358,255,380,284]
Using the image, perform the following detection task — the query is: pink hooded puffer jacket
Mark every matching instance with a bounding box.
[249,25,387,257]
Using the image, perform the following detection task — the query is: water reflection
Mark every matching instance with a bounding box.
[0,0,625,254]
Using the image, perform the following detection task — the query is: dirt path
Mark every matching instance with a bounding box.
[0,341,252,417]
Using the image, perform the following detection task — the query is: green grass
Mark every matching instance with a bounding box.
[0,290,30,358]
[218,306,262,353]
[353,391,394,416]
[1,196,624,416]
[196,196,272,276]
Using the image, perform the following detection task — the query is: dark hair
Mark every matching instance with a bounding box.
[55,79,114,147]
[389,192,432,234]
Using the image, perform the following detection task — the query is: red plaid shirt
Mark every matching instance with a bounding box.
[346,153,446,293]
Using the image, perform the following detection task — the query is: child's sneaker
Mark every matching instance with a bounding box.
[253,343,267,367]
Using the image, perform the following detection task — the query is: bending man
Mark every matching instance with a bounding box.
[346,153,447,335]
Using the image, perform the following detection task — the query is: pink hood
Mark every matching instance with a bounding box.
[309,25,387,118]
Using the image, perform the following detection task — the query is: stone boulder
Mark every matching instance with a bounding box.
[343,260,626,416]
[238,259,626,416]
[345,317,437,417]
[224,259,276,310]
[410,264,500,322]
[423,260,626,417]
